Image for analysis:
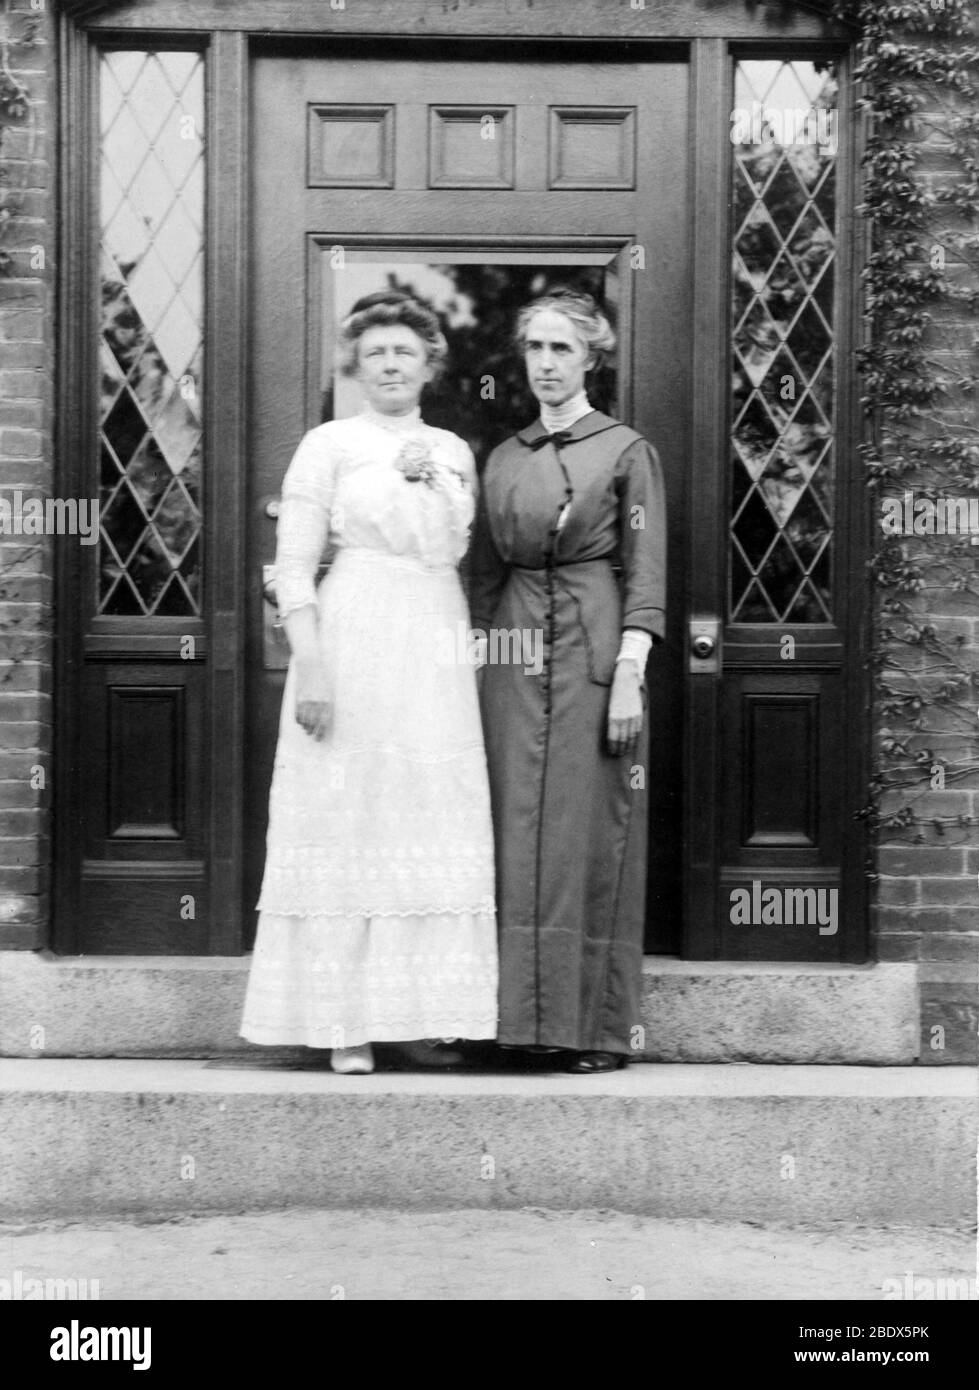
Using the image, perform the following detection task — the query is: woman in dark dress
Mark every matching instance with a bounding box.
[470,287,666,1073]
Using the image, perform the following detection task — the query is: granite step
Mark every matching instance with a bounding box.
[0,1057,973,1222]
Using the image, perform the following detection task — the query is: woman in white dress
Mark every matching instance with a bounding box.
[240,291,498,1073]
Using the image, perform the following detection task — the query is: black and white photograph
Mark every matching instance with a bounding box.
[0,0,976,1341]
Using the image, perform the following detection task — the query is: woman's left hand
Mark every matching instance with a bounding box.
[607,661,644,756]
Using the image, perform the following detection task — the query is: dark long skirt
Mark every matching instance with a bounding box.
[480,562,648,1056]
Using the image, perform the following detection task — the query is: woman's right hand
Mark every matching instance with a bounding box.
[293,657,333,741]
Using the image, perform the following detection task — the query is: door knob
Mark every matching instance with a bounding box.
[261,563,289,670]
[689,617,721,673]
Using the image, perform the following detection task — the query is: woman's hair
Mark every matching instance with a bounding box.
[514,286,616,368]
[336,290,448,380]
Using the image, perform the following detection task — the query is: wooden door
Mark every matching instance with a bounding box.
[246,46,691,952]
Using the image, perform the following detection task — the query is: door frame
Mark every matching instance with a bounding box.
[54,1,865,958]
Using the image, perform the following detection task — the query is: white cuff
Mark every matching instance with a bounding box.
[470,632,488,669]
[615,627,652,668]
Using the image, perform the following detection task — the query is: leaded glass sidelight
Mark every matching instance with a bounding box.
[729,59,838,623]
[98,51,204,617]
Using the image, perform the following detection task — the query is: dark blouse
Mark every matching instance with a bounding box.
[469,409,666,684]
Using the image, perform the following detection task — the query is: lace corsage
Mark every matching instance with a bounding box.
[394,438,439,485]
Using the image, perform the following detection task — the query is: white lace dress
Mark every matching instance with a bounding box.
[240,406,499,1047]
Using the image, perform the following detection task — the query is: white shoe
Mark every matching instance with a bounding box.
[330,1044,374,1075]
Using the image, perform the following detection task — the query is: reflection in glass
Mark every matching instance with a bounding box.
[98,51,204,617]
[321,259,619,468]
[729,59,837,623]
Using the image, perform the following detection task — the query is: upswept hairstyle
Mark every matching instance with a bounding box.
[514,286,616,368]
[336,290,448,380]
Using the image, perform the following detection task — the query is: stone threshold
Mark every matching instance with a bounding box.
[0,950,935,1063]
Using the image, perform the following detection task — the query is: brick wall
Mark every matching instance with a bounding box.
[870,71,979,1063]
[0,0,54,949]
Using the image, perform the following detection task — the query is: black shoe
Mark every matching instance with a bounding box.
[566,1051,628,1073]
[497,1044,571,1070]
[394,1039,465,1068]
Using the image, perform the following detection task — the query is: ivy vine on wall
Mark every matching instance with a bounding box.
[0,0,40,274]
[830,0,979,846]
[0,0,45,681]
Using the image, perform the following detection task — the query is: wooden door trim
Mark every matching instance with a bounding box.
[52,16,96,953]
[79,0,846,40]
[205,30,250,953]
[835,47,872,964]
[683,37,729,958]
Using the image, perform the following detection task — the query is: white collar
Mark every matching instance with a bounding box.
[540,390,593,433]
[360,403,424,434]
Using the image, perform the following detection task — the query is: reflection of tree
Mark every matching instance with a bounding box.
[424,264,616,468]
[100,267,202,614]
[102,270,168,423]
[332,264,616,471]
[731,63,837,622]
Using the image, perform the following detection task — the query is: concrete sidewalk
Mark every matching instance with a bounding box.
[1,1208,975,1301]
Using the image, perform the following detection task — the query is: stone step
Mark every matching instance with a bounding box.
[0,1058,973,1223]
[0,952,925,1063]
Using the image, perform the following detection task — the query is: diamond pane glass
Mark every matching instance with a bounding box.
[98,51,204,616]
[729,59,837,623]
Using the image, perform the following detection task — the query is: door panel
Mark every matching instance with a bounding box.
[248,52,690,951]
[78,659,208,952]
[718,670,845,960]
